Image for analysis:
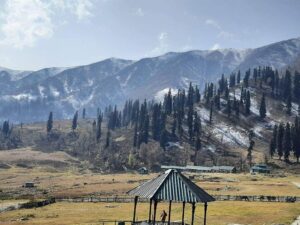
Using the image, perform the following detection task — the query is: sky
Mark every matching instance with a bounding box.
[0,0,300,71]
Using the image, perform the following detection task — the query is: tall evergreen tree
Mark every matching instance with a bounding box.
[226,99,231,118]
[209,101,213,124]
[187,105,194,140]
[269,138,276,158]
[96,114,102,142]
[2,121,10,136]
[286,94,292,115]
[172,116,177,137]
[72,111,78,131]
[47,112,53,133]
[245,91,251,115]
[105,129,110,148]
[293,71,300,102]
[160,129,167,150]
[277,123,284,160]
[284,123,291,161]
[237,70,241,84]
[259,93,266,119]
[133,122,138,147]
[294,117,300,162]
[82,108,86,119]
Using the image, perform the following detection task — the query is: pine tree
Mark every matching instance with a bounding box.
[195,85,201,103]
[277,123,284,160]
[2,121,10,136]
[259,93,266,119]
[133,122,138,147]
[294,117,300,162]
[105,129,110,148]
[82,108,86,119]
[214,93,221,110]
[293,71,300,102]
[142,114,149,144]
[187,106,194,140]
[47,112,53,133]
[284,123,291,161]
[72,111,78,131]
[96,114,102,142]
[237,70,241,84]
[233,97,240,118]
[269,138,276,158]
[193,112,201,137]
[172,116,177,137]
[283,70,292,99]
[243,69,250,88]
[209,101,213,124]
[245,91,251,115]
[160,129,167,150]
[247,130,255,167]
[286,94,292,115]
[195,136,201,151]
[226,99,231,118]
[151,103,161,141]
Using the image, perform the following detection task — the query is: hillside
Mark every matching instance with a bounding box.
[1,66,300,173]
[1,37,300,122]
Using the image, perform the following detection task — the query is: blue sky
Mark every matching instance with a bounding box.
[0,0,300,70]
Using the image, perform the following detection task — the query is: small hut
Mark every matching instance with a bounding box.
[128,169,215,225]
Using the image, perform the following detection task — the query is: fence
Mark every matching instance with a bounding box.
[55,195,300,203]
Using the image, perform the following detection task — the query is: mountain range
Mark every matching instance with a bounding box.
[1,37,300,122]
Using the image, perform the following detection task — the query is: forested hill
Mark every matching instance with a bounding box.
[1,66,300,173]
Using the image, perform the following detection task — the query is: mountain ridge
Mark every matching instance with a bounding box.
[1,37,300,122]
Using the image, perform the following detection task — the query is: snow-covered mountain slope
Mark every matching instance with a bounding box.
[236,37,300,72]
[0,66,32,81]
[1,37,300,122]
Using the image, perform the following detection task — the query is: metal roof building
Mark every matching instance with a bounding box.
[161,165,236,173]
[128,169,215,225]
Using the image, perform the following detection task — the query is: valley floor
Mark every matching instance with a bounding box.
[0,149,300,224]
[0,201,299,225]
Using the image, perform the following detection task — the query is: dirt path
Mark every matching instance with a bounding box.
[291,216,300,225]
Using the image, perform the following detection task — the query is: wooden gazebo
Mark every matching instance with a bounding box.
[128,169,215,225]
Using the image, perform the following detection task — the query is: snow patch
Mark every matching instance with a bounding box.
[154,88,177,102]
[212,123,249,147]
[195,106,210,123]
[166,142,184,150]
[9,93,37,101]
[50,86,60,97]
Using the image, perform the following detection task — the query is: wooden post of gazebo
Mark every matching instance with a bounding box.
[203,202,208,225]
[132,196,138,223]
[148,198,152,222]
[168,200,172,225]
[191,202,196,225]
[181,202,185,225]
[153,200,158,225]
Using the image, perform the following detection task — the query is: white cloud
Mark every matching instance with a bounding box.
[0,0,94,49]
[135,8,144,17]
[211,43,220,50]
[0,0,54,49]
[51,0,94,20]
[151,32,169,55]
[205,18,234,39]
[218,31,234,39]
[205,19,221,30]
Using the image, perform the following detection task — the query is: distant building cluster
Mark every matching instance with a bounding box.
[161,165,236,173]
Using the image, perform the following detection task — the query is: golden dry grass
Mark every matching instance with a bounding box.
[0,201,299,225]
[0,167,299,197]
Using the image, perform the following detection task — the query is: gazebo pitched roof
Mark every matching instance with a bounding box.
[128,169,215,203]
